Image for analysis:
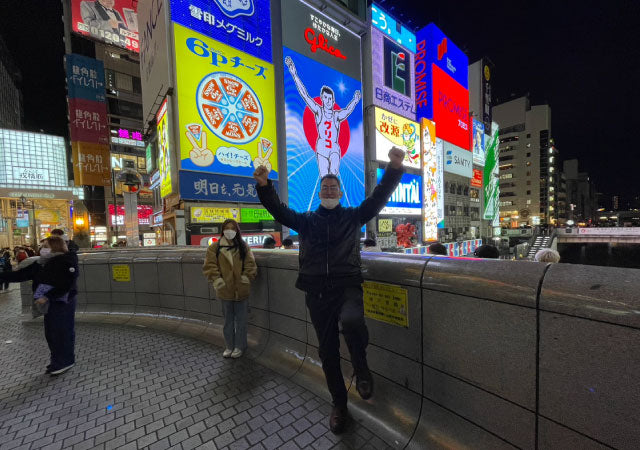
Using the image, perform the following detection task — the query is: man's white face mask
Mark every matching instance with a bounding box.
[320,198,340,209]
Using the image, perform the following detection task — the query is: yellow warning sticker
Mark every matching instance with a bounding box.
[362,281,408,328]
[112,264,131,282]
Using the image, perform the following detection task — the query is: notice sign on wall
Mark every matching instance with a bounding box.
[363,281,408,328]
[112,264,131,282]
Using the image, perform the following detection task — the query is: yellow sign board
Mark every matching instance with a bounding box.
[157,98,173,198]
[363,281,409,328]
[174,23,278,180]
[72,141,112,186]
[378,219,393,233]
[35,209,61,224]
[190,207,239,224]
[112,265,131,282]
[374,107,421,168]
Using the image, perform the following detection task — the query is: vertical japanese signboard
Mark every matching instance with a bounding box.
[483,123,500,225]
[67,53,111,186]
[421,119,442,241]
[282,0,364,213]
[156,97,173,198]
[472,119,485,166]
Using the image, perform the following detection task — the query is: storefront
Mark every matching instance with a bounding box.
[0,129,84,248]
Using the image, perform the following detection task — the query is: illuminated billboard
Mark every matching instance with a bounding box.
[421,119,443,241]
[170,0,272,62]
[370,4,416,52]
[190,207,239,223]
[156,97,172,198]
[371,27,415,119]
[376,169,422,216]
[71,0,139,52]
[432,65,470,150]
[72,142,111,186]
[471,168,483,188]
[374,108,420,168]
[282,0,364,213]
[416,23,468,89]
[173,24,278,185]
[66,54,105,103]
[472,119,485,165]
[483,123,500,224]
[109,204,154,226]
[444,141,472,178]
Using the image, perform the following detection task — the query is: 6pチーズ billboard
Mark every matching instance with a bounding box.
[170,0,272,62]
[374,108,420,168]
[174,23,278,180]
[72,0,139,52]
[371,27,415,119]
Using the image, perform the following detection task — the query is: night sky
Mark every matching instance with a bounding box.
[1,0,639,198]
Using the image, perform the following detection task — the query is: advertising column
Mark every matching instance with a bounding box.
[281,0,364,214]
[483,122,500,228]
[67,54,111,188]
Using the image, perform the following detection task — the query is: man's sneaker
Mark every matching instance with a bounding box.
[50,364,74,376]
[356,370,374,400]
[230,348,243,359]
[223,349,233,358]
[329,405,348,434]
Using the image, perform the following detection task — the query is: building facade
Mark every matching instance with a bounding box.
[563,159,597,225]
[492,96,558,227]
[0,35,22,130]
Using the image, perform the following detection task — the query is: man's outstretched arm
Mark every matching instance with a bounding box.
[285,56,320,115]
[357,147,405,225]
[336,90,361,122]
[254,166,304,232]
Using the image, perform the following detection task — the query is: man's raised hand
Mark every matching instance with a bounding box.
[253,165,269,187]
[388,147,405,169]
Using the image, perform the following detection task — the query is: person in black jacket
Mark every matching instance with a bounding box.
[0,236,79,375]
[0,250,12,291]
[253,147,405,434]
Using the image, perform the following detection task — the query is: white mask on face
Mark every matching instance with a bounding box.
[223,229,237,240]
[40,248,51,257]
[320,198,340,209]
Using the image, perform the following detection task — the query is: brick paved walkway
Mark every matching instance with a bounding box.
[0,288,389,450]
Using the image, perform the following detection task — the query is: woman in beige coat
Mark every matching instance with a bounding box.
[203,219,257,358]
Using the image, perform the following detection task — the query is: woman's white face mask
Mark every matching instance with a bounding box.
[223,229,237,240]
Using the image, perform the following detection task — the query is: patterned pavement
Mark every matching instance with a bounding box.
[0,288,389,450]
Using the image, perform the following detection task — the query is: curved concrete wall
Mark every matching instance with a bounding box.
[70,248,639,449]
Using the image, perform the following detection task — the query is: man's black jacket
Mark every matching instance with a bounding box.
[257,165,403,292]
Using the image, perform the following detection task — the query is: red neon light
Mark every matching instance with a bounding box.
[304,28,346,60]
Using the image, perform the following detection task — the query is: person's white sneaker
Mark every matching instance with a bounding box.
[230,348,243,359]
[50,363,74,375]
[223,349,233,358]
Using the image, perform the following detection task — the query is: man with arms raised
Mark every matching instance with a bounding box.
[253,148,405,433]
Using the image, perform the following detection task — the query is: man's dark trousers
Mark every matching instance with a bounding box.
[305,285,369,407]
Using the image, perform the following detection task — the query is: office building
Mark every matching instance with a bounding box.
[0,35,22,130]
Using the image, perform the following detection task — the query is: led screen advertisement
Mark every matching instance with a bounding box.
[374,108,420,168]
[472,119,485,165]
[282,1,364,213]
[370,3,416,52]
[416,23,468,89]
[376,169,422,216]
[170,0,272,62]
[108,204,154,226]
[483,123,500,225]
[156,97,173,198]
[471,168,483,188]
[432,65,470,150]
[371,27,415,119]
[421,119,442,241]
[71,0,139,52]
[174,24,278,185]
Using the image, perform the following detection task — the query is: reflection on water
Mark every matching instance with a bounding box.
[558,243,640,269]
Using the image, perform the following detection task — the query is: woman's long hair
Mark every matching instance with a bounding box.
[219,219,247,260]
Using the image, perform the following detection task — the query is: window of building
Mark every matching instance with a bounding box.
[526,133,531,138]
[526,152,531,157]
[526,171,531,176]
[526,161,532,166]
[463,187,469,196]
[527,180,531,185]
[527,190,531,195]
[526,199,532,205]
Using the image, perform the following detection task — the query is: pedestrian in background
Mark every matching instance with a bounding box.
[474,244,500,259]
[535,248,561,263]
[203,219,257,359]
[428,242,448,255]
[262,237,276,249]
[282,238,296,249]
[0,250,12,291]
[0,236,79,375]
